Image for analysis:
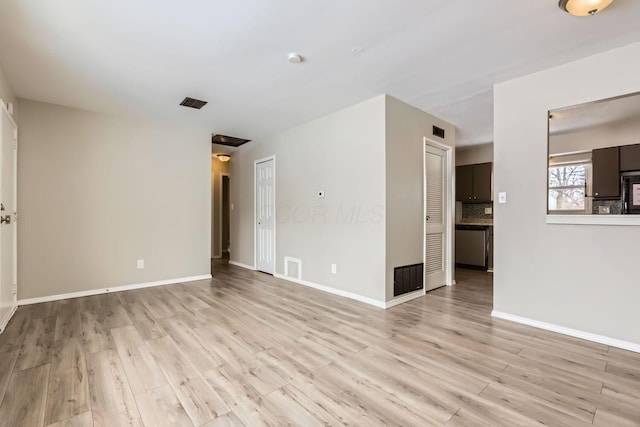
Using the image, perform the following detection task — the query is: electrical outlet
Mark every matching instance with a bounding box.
[12,284,17,295]
[331,264,337,274]
[137,259,145,269]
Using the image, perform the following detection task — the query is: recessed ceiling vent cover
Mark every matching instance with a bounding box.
[212,134,252,147]
[432,125,446,139]
[180,97,208,110]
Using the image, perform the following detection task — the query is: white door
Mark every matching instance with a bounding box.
[425,145,446,291]
[255,158,275,274]
[0,103,17,331]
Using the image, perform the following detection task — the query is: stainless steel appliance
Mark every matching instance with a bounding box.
[622,173,640,214]
[455,225,487,269]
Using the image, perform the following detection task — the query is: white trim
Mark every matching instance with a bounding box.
[17,275,212,306]
[228,260,256,270]
[547,214,640,226]
[0,305,17,334]
[491,310,640,354]
[283,256,302,280]
[212,255,222,259]
[254,155,276,274]
[273,273,386,309]
[384,290,424,308]
[0,99,18,128]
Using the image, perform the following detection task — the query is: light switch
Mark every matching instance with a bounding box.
[498,192,507,204]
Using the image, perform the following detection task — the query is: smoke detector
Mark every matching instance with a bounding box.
[288,53,303,64]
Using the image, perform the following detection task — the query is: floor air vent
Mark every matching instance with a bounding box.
[180,97,208,109]
[394,263,424,297]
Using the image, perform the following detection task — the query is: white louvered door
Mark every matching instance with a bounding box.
[425,145,446,291]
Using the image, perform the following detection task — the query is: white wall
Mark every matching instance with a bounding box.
[494,41,640,346]
[385,96,455,302]
[211,156,230,257]
[550,118,640,155]
[230,95,387,302]
[456,143,493,166]
[18,100,211,299]
[0,61,17,121]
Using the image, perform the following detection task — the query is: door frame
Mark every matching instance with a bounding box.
[0,99,18,332]
[219,172,230,255]
[254,155,276,272]
[423,137,454,292]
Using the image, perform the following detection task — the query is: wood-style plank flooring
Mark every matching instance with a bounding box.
[0,264,639,426]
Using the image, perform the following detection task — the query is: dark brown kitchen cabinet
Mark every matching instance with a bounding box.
[456,165,474,201]
[456,162,492,202]
[620,144,640,172]
[592,146,620,198]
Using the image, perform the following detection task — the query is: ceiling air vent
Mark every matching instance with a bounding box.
[432,125,445,139]
[179,97,208,110]
[212,134,252,147]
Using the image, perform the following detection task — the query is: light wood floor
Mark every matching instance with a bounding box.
[0,265,639,427]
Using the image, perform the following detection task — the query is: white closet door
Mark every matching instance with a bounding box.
[425,145,446,291]
[256,158,275,274]
[0,104,17,331]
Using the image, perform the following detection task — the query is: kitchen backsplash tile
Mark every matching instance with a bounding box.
[461,202,493,220]
[592,199,622,215]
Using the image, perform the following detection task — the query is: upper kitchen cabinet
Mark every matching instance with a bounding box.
[620,143,640,172]
[456,162,492,202]
[592,146,620,198]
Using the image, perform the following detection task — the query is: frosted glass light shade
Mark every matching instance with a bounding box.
[559,0,614,16]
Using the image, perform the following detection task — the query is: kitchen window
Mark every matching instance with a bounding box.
[548,159,591,213]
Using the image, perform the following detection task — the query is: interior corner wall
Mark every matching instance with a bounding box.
[384,95,456,302]
[493,41,640,345]
[211,156,230,258]
[17,99,211,300]
[456,143,493,166]
[230,95,387,302]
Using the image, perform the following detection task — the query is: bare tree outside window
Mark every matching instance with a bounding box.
[548,163,587,211]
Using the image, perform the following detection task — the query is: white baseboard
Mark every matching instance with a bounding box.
[273,273,386,309]
[384,290,424,308]
[0,304,18,333]
[228,261,256,270]
[17,275,212,306]
[212,255,222,259]
[492,310,640,354]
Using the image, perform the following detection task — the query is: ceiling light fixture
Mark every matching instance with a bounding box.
[558,0,614,16]
[216,154,231,162]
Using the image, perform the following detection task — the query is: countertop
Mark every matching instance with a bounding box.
[456,220,493,227]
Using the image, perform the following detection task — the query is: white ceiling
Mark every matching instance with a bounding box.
[1,1,640,148]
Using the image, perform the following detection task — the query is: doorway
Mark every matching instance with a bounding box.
[255,156,275,274]
[424,138,453,292]
[221,174,230,258]
[0,102,17,332]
